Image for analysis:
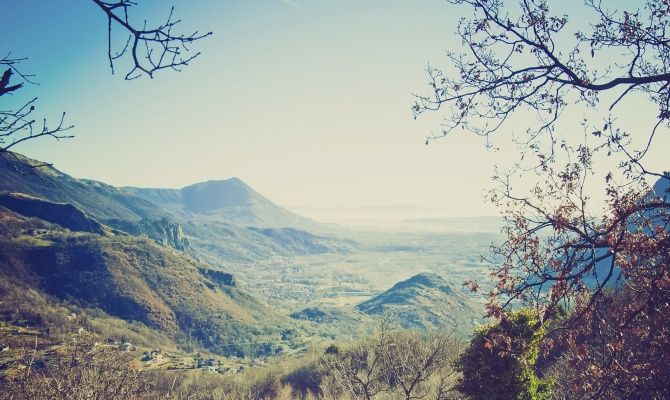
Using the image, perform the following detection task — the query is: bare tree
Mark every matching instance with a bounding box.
[321,320,460,400]
[1,1,210,163]
[322,339,389,400]
[91,0,212,80]
[381,330,460,400]
[0,55,73,165]
[2,335,152,400]
[413,0,669,146]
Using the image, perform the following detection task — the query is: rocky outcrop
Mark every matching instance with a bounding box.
[107,217,190,251]
[0,192,105,234]
[199,268,236,288]
[142,218,190,251]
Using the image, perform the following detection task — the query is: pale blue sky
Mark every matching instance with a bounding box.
[2,0,667,215]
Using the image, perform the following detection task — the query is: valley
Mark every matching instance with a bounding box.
[3,1,667,397]
[0,151,499,388]
[229,234,494,312]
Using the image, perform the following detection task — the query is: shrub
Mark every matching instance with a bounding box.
[455,309,552,400]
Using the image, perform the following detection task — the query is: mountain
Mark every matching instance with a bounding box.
[0,205,294,357]
[356,273,482,334]
[0,153,353,260]
[652,174,670,201]
[0,192,105,235]
[0,153,193,251]
[0,153,367,353]
[0,153,163,222]
[124,178,317,228]
[0,152,356,356]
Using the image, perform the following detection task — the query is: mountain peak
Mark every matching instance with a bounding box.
[180,177,264,214]
[390,272,453,293]
[125,177,316,228]
[183,177,247,189]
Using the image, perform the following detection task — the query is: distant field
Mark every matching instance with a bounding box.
[227,229,500,312]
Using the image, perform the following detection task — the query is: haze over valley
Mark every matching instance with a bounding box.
[0,152,495,362]
[2,1,669,399]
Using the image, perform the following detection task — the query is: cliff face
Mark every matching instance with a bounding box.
[107,217,190,251]
[140,218,190,251]
[199,268,236,288]
[0,193,105,234]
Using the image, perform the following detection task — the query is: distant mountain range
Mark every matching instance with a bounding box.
[291,204,503,232]
[0,153,352,262]
[0,152,357,356]
[0,151,497,357]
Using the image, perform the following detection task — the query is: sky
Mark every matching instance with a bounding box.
[2,0,668,216]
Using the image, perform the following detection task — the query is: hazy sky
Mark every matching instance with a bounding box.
[3,0,668,216]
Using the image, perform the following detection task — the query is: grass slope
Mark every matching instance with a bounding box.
[0,207,294,356]
[0,153,163,222]
[356,272,482,335]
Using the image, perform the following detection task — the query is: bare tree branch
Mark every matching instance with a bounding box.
[414,0,670,143]
[91,0,212,80]
[0,57,73,166]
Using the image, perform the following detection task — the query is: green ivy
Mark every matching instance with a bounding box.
[456,308,553,400]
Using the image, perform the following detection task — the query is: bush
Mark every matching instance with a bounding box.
[282,363,324,399]
[455,309,552,400]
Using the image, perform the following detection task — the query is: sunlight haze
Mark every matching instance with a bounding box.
[3,0,667,216]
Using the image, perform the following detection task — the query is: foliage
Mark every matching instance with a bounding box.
[414,0,670,397]
[456,309,552,400]
[0,207,296,357]
[548,289,670,399]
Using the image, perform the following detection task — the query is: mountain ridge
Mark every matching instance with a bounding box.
[123,178,317,228]
[0,205,294,356]
[0,152,349,261]
[356,272,482,334]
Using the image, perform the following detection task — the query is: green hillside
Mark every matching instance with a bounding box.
[356,272,482,335]
[0,206,295,357]
[0,153,163,222]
